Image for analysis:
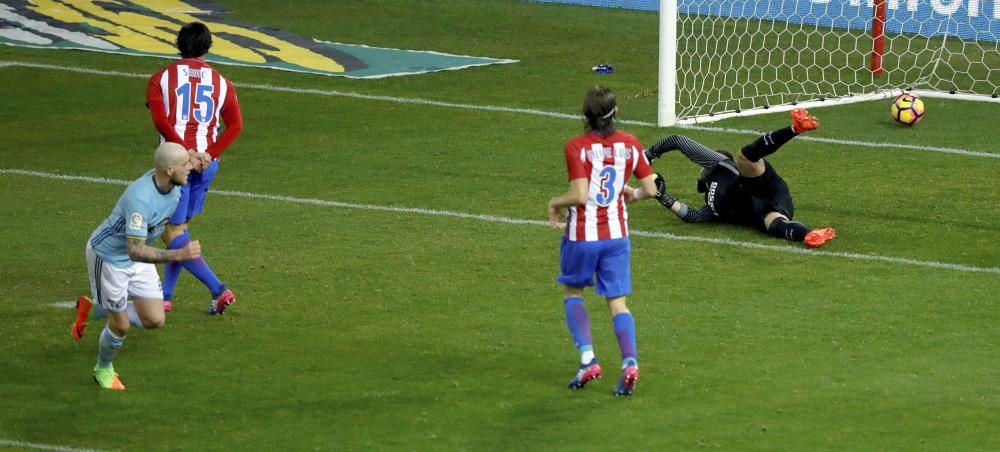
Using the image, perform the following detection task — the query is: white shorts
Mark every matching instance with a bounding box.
[86,242,163,313]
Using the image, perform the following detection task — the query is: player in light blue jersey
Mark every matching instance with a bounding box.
[72,142,202,390]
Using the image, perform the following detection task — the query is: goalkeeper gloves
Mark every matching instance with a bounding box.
[653,173,676,208]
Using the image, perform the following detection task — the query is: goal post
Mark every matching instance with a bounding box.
[657,0,677,127]
[657,0,1000,126]
[872,0,887,75]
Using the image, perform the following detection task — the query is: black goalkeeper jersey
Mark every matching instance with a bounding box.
[700,160,757,226]
[703,159,793,231]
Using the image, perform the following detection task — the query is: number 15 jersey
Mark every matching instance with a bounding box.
[563,130,652,242]
[146,58,242,159]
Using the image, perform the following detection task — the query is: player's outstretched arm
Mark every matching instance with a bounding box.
[126,238,202,263]
[626,174,659,204]
[658,196,716,224]
[653,173,716,223]
[646,135,728,169]
[645,135,686,160]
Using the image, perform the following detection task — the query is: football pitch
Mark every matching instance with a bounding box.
[1,1,998,450]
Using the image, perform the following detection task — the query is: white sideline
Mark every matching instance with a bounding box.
[0,439,108,452]
[1,60,998,159]
[2,168,997,275]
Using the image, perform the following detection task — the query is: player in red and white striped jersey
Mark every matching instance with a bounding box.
[547,86,658,396]
[147,57,240,158]
[561,127,650,241]
[146,22,243,315]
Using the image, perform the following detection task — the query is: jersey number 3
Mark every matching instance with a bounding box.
[175,82,215,124]
[596,166,617,206]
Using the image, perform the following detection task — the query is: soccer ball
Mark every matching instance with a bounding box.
[891,93,925,126]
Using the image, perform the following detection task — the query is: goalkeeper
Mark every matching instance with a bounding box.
[643,109,836,248]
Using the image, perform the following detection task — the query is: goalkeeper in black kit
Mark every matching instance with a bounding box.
[644,109,836,248]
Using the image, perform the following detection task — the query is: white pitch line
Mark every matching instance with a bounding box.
[3,168,997,275]
[0,439,108,452]
[1,60,997,159]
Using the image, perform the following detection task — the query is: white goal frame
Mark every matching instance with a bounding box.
[658,0,1000,126]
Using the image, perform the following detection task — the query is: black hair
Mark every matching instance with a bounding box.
[176,22,212,58]
[582,86,617,135]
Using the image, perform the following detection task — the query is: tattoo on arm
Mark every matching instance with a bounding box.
[126,237,175,263]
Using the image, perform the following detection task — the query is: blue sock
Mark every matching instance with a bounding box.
[97,324,125,369]
[163,261,181,301]
[613,312,638,368]
[166,232,225,298]
[126,303,144,329]
[162,234,186,301]
[564,297,595,364]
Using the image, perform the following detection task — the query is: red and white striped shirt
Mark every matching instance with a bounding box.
[563,131,652,242]
[146,58,242,159]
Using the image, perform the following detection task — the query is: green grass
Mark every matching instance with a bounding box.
[1,1,999,450]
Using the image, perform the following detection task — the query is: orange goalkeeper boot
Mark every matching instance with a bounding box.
[791,108,819,133]
[804,228,837,248]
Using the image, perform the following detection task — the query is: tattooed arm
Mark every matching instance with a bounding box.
[126,237,201,263]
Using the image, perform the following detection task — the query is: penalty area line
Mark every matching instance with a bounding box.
[1,60,997,159]
[3,168,998,275]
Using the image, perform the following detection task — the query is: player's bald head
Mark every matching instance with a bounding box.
[154,142,188,171]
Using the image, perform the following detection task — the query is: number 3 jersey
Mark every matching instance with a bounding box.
[563,130,653,242]
[146,58,243,159]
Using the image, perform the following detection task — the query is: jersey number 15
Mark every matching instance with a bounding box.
[175,82,215,124]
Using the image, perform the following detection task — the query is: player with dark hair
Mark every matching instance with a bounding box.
[146,21,243,314]
[548,86,659,396]
[644,109,836,248]
[176,21,213,58]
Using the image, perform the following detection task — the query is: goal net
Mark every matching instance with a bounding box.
[532,0,1000,126]
[667,0,1000,125]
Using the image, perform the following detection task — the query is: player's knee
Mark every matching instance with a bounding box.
[142,313,166,329]
[737,147,749,161]
[606,296,629,315]
[108,318,130,337]
[736,151,765,177]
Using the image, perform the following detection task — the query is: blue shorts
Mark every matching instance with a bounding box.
[169,159,219,225]
[556,236,632,298]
